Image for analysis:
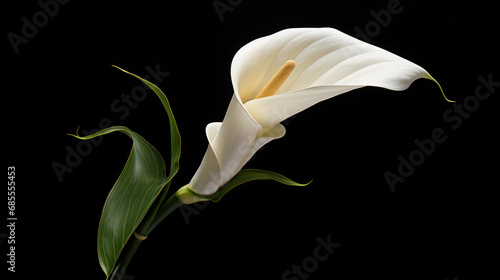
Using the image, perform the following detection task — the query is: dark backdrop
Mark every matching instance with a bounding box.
[4,1,498,280]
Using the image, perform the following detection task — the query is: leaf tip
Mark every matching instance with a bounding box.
[302,179,313,187]
[67,126,81,138]
[111,65,127,74]
[424,73,455,103]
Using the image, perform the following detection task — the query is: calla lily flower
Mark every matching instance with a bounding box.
[72,27,453,279]
[187,27,449,196]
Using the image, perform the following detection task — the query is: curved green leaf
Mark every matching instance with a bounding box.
[208,169,311,202]
[71,126,169,277]
[176,169,310,203]
[112,65,181,177]
[70,66,181,278]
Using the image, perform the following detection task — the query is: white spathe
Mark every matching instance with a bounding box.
[189,27,433,195]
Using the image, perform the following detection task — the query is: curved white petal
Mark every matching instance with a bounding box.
[245,85,362,129]
[189,122,222,195]
[211,95,262,187]
[232,28,429,129]
[189,96,286,195]
[239,123,286,170]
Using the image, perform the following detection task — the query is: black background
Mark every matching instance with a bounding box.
[3,0,498,279]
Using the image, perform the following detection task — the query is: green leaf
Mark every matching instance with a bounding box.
[114,66,182,230]
[173,169,309,205]
[70,66,181,278]
[112,65,181,178]
[207,169,311,202]
[70,126,170,277]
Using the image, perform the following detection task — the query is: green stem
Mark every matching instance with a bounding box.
[109,235,144,280]
[145,191,184,235]
[108,190,184,280]
[135,181,172,235]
